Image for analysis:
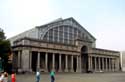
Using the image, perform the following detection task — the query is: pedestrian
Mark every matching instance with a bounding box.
[36,71,40,82]
[3,72,8,82]
[0,73,3,82]
[11,72,16,82]
[50,71,55,82]
[0,72,4,82]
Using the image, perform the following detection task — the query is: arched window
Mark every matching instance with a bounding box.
[43,25,85,45]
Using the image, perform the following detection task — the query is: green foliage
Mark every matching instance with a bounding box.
[0,28,11,71]
[0,29,6,40]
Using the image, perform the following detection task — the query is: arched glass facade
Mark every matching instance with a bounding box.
[43,25,85,45]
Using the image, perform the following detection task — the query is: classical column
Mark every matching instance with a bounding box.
[88,56,91,70]
[102,58,105,71]
[98,57,101,71]
[29,51,32,72]
[17,51,21,72]
[37,52,40,70]
[52,53,55,71]
[65,55,68,72]
[59,54,62,72]
[76,55,79,72]
[18,51,21,69]
[110,58,112,71]
[109,58,111,71]
[112,58,114,71]
[94,57,96,71]
[105,58,108,71]
[90,56,93,70]
[45,53,48,72]
[70,55,74,72]
[79,56,81,72]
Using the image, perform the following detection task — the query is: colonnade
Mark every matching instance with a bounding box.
[16,50,81,72]
[13,50,120,73]
[88,56,120,72]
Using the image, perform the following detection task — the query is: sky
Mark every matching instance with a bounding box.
[0,0,125,51]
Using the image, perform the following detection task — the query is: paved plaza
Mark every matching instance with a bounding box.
[8,72,125,82]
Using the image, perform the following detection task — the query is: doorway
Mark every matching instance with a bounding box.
[81,46,88,73]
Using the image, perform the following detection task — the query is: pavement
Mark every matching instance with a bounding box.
[8,72,125,82]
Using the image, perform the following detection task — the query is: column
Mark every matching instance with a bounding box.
[109,58,111,71]
[76,55,79,72]
[105,58,108,71]
[18,51,21,68]
[94,57,96,71]
[29,51,32,72]
[112,58,114,71]
[110,58,112,71]
[37,52,40,70]
[98,57,101,71]
[71,55,73,72]
[65,55,68,72]
[102,58,105,71]
[89,56,92,70]
[88,56,91,70]
[52,53,55,71]
[18,51,21,72]
[59,54,62,72]
[90,56,93,70]
[45,53,48,72]
[79,56,81,72]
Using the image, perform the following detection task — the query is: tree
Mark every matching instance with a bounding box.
[0,28,11,71]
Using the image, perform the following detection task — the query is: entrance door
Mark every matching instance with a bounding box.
[81,46,88,73]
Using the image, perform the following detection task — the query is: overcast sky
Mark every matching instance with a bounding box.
[0,0,125,51]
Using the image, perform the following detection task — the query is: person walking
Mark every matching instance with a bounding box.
[11,72,16,82]
[0,73,3,82]
[3,72,8,82]
[50,71,55,82]
[36,71,40,82]
[0,72,4,82]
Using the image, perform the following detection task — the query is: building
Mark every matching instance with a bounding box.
[9,17,120,73]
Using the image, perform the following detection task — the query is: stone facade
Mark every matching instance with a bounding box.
[10,17,120,73]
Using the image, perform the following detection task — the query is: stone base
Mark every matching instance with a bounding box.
[64,69,68,72]
[70,69,74,72]
[58,69,62,72]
